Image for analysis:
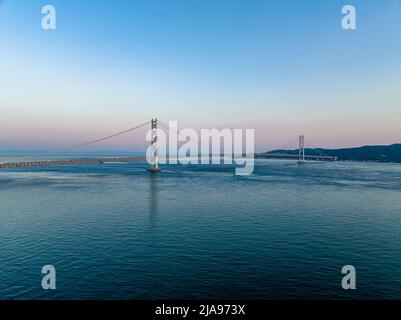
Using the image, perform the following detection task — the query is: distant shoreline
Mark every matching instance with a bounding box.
[263,143,401,163]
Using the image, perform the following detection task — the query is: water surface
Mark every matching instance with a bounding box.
[1,158,401,299]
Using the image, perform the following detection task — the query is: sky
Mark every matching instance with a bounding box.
[0,0,401,152]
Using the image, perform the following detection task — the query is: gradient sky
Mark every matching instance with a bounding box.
[1,0,401,152]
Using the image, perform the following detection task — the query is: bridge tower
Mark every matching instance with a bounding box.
[148,118,161,172]
[298,134,305,163]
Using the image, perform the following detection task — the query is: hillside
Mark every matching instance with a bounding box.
[266,143,401,162]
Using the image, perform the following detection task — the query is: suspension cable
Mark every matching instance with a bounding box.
[304,136,329,156]
[57,121,150,151]
[157,120,221,153]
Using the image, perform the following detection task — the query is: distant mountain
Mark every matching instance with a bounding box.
[264,143,401,163]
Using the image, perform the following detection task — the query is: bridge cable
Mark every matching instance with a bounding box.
[158,120,257,158]
[304,136,330,157]
[267,137,299,153]
[57,121,150,152]
[157,120,222,154]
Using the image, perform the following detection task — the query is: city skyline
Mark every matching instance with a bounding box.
[1,0,401,152]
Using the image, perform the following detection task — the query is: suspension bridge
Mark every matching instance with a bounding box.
[0,119,337,170]
[257,133,337,162]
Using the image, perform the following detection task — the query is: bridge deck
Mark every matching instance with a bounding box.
[255,153,337,161]
[0,153,337,169]
[0,156,147,169]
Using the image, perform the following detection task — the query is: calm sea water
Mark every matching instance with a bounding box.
[1,157,401,299]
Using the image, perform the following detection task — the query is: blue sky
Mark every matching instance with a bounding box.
[0,0,401,151]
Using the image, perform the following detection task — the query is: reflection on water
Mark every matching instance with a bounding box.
[149,173,160,227]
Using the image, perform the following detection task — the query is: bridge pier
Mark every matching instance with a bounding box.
[147,118,161,172]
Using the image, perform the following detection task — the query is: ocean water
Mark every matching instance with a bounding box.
[1,158,401,299]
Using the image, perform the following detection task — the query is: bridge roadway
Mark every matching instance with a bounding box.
[0,156,147,169]
[256,153,337,161]
[0,153,337,169]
